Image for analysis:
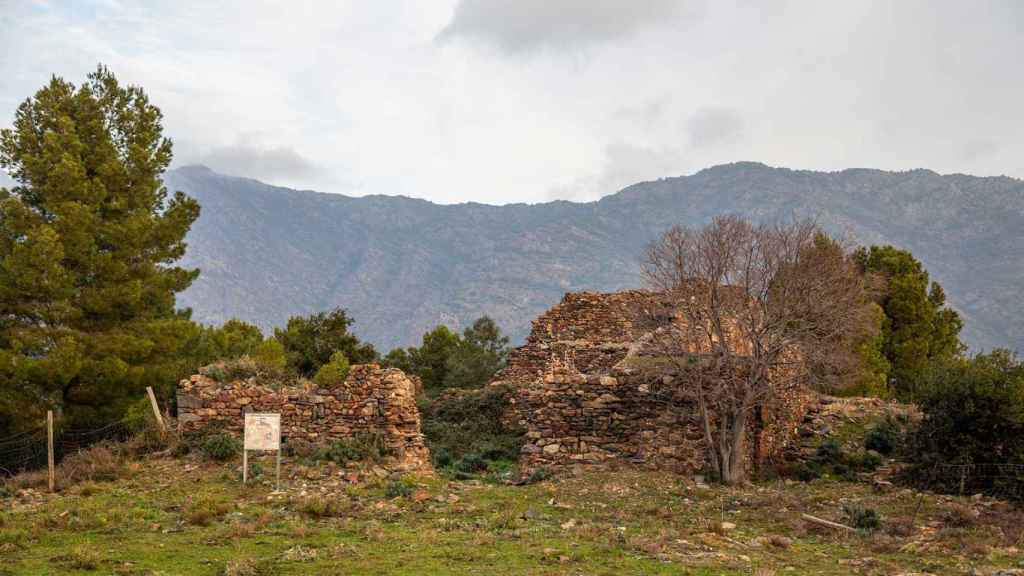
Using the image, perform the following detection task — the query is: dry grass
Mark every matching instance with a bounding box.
[184,496,230,526]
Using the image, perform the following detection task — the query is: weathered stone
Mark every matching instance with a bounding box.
[491,290,811,476]
[177,363,432,472]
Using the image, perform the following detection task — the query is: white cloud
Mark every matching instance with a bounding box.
[687,107,744,149]
[437,0,696,54]
[0,0,1021,204]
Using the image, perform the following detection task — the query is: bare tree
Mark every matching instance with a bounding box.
[641,215,867,484]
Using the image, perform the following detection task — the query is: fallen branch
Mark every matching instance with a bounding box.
[801,513,855,532]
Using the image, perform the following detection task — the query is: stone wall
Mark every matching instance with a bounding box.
[177,364,431,472]
[496,290,812,475]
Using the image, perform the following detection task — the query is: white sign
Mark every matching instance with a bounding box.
[244,413,280,451]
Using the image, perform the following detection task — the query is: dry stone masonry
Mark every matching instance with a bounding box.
[177,364,431,472]
[492,290,812,474]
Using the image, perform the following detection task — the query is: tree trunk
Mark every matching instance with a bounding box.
[725,407,748,484]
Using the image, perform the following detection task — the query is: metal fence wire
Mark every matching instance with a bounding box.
[0,420,133,478]
[924,463,1024,501]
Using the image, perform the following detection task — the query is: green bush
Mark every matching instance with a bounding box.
[384,478,415,499]
[433,447,453,468]
[420,383,524,476]
[864,418,900,455]
[455,453,488,474]
[791,461,822,482]
[815,439,844,465]
[905,351,1024,500]
[314,433,391,466]
[312,351,350,388]
[858,451,883,471]
[201,432,242,461]
[842,504,881,531]
[525,468,552,484]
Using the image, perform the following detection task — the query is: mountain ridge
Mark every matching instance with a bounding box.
[164,163,1024,353]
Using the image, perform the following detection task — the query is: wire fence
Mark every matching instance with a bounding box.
[0,419,134,478]
[928,463,1024,501]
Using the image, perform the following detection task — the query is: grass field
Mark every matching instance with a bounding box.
[3,452,1023,576]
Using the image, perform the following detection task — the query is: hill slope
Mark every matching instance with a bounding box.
[166,163,1024,352]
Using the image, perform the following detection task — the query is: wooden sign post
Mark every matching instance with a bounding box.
[47,410,55,492]
[145,387,167,434]
[243,413,281,490]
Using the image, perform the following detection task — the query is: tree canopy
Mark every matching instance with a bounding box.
[384,316,510,393]
[273,307,377,377]
[854,245,964,399]
[0,66,199,430]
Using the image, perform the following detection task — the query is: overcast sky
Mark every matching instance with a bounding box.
[1,0,1021,204]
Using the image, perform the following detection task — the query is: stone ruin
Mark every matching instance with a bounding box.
[177,363,432,472]
[491,290,812,474]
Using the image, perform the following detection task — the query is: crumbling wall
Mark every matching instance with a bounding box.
[498,290,812,475]
[493,290,671,384]
[512,367,706,472]
[177,364,431,472]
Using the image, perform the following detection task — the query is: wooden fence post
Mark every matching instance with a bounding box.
[47,410,55,492]
[146,387,167,434]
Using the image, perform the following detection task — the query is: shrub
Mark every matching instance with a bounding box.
[420,383,524,475]
[59,445,124,485]
[858,451,883,471]
[433,447,453,468]
[294,496,346,518]
[124,423,181,457]
[842,504,881,531]
[815,439,844,465]
[312,352,350,388]
[252,338,287,370]
[941,503,979,528]
[455,453,488,474]
[385,478,415,499]
[831,462,853,480]
[792,461,822,482]
[203,355,295,387]
[904,351,1024,500]
[864,417,900,455]
[314,433,390,466]
[201,432,242,461]
[525,467,552,484]
[247,462,263,481]
[185,497,230,526]
[121,396,158,433]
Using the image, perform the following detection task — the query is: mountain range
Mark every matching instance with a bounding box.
[164,162,1024,353]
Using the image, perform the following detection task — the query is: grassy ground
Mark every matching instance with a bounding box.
[2,452,1024,576]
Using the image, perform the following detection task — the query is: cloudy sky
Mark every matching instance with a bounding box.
[1,0,1021,204]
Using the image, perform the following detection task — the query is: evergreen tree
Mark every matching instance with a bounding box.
[0,66,200,429]
[409,325,461,391]
[273,307,377,377]
[854,245,964,399]
[384,317,510,393]
[444,316,510,390]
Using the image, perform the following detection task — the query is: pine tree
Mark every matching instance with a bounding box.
[854,245,964,399]
[0,66,200,429]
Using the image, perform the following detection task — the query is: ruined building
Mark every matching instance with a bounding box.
[177,363,432,472]
[492,290,811,474]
